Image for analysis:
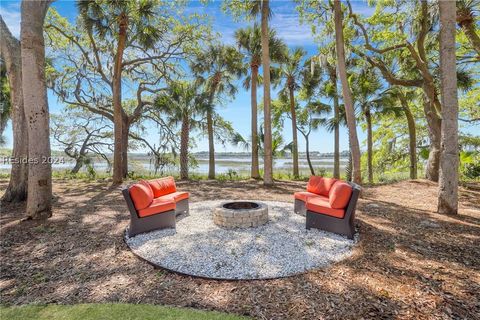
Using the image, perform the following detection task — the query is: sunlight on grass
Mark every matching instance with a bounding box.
[0,303,251,320]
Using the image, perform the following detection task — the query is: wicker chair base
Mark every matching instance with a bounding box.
[294,199,306,216]
[175,199,189,216]
[306,211,354,239]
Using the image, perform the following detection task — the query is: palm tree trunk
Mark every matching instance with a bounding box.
[112,14,128,185]
[366,108,373,183]
[399,96,417,179]
[207,90,216,180]
[289,87,299,178]
[21,0,52,219]
[458,17,480,57]
[438,1,459,215]
[180,113,189,180]
[333,82,340,179]
[251,65,260,179]
[333,0,362,184]
[261,0,273,186]
[346,149,352,182]
[0,17,28,203]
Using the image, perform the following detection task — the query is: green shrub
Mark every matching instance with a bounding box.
[463,162,480,180]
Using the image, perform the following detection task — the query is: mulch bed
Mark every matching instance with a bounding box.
[1,178,479,319]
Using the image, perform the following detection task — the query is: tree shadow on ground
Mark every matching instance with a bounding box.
[0,179,479,319]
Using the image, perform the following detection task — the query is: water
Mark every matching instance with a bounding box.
[0,155,348,175]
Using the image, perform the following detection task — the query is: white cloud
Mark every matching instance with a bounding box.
[271,12,315,46]
[0,1,20,39]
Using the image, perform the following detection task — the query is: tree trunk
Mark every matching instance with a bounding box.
[458,16,480,57]
[399,96,417,179]
[289,87,299,178]
[438,1,459,215]
[423,95,442,182]
[305,133,315,176]
[346,149,352,182]
[21,0,52,219]
[112,14,128,185]
[365,108,373,183]
[71,157,84,174]
[333,79,340,179]
[333,0,362,184]
[206,108,215,180]
[121,115,129,178]
[0,17,28,203]
[250,65,260,179]
[261,0,273,186]
[180,113,189,180]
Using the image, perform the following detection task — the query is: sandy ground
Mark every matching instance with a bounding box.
[1,178,479,319]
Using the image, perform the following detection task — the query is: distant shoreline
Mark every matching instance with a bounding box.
[0,148,351,160]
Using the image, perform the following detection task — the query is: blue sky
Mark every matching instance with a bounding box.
[5,1,474,155]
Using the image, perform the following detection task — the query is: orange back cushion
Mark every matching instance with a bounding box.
[129,180,154,210]
[307,176,338,196]
[148,176,177,198]
[329,182,353,209]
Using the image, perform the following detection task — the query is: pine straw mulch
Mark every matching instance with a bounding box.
[0,178,479,319]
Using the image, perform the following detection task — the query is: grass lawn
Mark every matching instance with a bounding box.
[0,303,251,320]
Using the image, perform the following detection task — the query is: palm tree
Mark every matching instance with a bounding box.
[350,68,383,183]
[235,0,274,185]
[326,102,348,178]
[456,0,480,58]
[311,48,346,179]
[327,64,341,179]
[277,47,307,178]
[191,44,244,179]
[235,24,286,179]
[438,0,459,214]
[155,81,209,180]
[333,0,362,184]
[315,48,342,179]
[21,0,52,219]
[261,0,274,185]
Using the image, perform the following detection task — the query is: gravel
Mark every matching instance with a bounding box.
[125,200,356,280]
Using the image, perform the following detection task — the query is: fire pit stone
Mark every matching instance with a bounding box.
[213,201,268,228]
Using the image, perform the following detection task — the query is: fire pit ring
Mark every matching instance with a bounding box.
[213,201,268,228]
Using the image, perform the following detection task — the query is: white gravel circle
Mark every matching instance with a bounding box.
[125,200,356,280]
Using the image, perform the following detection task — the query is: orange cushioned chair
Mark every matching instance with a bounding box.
[294,176,360,239]
[122,177,190,237]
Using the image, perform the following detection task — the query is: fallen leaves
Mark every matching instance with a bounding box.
[0,179,479,319]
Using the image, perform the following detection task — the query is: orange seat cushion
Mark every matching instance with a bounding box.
[157,191,189,203]
[129,181,154,210]
[329,182,353,209]
[306,176,338,196]
[306,196,345,218]
[294,191,325,203]
[148,176,177,198]
[137,198,176,218]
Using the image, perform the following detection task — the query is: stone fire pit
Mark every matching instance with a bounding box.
[213,201,268,228]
